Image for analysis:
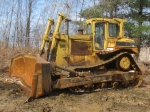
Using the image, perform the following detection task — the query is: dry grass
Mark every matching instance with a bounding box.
[0,47,39,72]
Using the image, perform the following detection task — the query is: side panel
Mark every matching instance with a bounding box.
[55,35,69,66]
[68,35,95,66]
[71,40,92,55]
[69,54,99,66]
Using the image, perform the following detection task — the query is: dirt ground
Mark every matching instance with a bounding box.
[0,48,150,112]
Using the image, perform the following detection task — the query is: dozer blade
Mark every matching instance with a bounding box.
[5,54,52,98]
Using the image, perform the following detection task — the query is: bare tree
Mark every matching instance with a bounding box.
[25,0,34,47]
[0,0,95,48]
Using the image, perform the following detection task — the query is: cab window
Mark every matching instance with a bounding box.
[109,23,119,37]
[94,22,104,50]
[86,23,92,34]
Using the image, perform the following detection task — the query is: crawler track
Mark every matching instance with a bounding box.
[69,52,142,92]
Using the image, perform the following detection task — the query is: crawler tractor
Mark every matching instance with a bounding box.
[6,14,142,99]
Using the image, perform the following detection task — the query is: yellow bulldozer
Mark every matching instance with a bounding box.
[6,14,142,100]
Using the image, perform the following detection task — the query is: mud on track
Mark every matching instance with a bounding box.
[0,48,150,112]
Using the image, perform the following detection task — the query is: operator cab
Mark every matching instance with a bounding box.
[85,18,135,52]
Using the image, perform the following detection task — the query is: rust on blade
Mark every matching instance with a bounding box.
[6,54,52,98]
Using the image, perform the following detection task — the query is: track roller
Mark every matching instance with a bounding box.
[131,75,143,87]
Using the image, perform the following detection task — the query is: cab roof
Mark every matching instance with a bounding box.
[85,18,126,24]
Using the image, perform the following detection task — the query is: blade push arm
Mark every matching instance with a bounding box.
[48,14,66,62]
[40,18,54,56]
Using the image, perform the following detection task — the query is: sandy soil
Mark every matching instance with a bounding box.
[0,48,150,112]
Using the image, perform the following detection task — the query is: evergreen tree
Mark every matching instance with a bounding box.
[80,0,150,46]
[125,0,150,46]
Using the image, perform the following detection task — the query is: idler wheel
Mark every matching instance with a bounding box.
[116,55,131,71]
